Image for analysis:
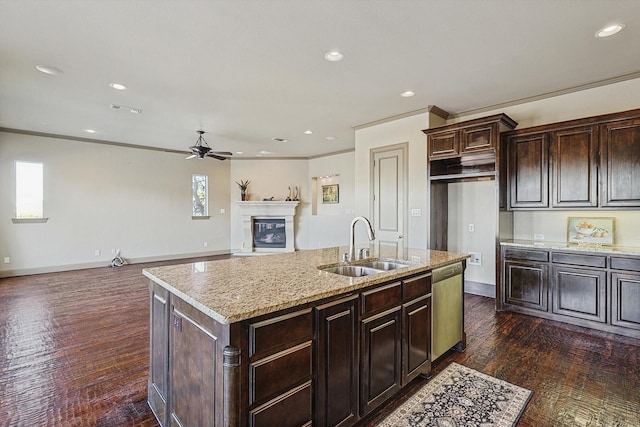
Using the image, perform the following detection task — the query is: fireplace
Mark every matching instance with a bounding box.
[236,201,299,254]
[253,218,286,249]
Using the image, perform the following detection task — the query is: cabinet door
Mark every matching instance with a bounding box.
[600,118,640,207]
[551,126,599,207]
[427,129,458,159]
[551,266,606,323]
[360,307,402,416]
[460,124,494,154]
[504,260,549,311]
[402,295,431,385]
[170,307,218,427]
[611,272,640,331]
[315,296,359,427]
[148,282,170,427]
[509,133,549,208]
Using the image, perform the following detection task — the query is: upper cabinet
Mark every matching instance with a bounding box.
[424,114,517,180]
[504,108,640,210]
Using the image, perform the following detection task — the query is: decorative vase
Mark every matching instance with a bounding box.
[241,190,247,201]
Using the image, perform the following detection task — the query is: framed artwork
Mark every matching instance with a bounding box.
[567,217,615,245]
[321,184,339,204]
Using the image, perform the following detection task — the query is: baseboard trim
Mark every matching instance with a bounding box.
[464,280,495,298]
[0,250,231,278]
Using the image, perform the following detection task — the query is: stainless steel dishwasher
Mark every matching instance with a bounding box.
[431,262,465,360]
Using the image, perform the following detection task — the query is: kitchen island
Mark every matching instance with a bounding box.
[143,246,469,427]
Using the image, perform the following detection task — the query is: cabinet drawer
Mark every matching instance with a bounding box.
[504,248,549,262]
[610,257,640,272]
[249,308,313,358]
[551,252,606,268]
[249,381,313,427]
[361,282,402,317]
[402,274,432,301]
[249,341,312,405]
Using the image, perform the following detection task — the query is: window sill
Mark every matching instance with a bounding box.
[191,216,211,220]
[12,217,49,224]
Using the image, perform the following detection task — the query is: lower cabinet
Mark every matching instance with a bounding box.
[315,296,359,427]
[148,282,170,427]
[402,295,431,385]
[501,246,640,339]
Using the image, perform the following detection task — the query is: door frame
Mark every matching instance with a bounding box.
[370,142,409,248]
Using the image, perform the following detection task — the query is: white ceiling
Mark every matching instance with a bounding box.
[1,0,639,159]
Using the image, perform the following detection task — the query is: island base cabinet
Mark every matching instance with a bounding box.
[315,296,359,427]
[360,307,402,416]
[148,282,170,427]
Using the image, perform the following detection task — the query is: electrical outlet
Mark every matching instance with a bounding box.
[94,249,101,257]
[411,209,422,217]
[534,234,545,240]
[203,242,208,248]
[468,224,475,232]
[469,252,482,265]
[220,208,225,214]
[3,257,10,264]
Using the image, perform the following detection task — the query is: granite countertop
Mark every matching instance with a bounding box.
[143,246,469,324]
[501,239,640,256]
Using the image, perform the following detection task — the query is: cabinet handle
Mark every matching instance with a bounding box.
[172,314,183,332]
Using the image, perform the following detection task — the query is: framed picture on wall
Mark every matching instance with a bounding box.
[567,217,615,245]
[321,184,339,204]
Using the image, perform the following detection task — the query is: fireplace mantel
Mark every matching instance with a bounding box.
[236,201,299,253]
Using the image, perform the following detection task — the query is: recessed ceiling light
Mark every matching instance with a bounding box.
[324,50,344,62]
[35,65,63,75]
[272,137,288,143]
[595,23,625,38]
[304,130,313,135]
[326,136,337,141]
[401,91,415,98]
[109,82,127,90]
[236,151,244,155]
[85,129,96,133]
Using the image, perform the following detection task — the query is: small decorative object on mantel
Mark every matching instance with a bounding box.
[567,217,615,245]
[236,179,250,201]
[263,197,274,201]
[286,186,300,201]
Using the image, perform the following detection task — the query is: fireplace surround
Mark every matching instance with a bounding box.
[236,201,299,253]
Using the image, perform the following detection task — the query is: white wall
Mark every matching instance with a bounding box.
[229,159,310,251]
[308,151,356,248]
[354,113,430,249]
[448,180,496,284]
[0,131,230,276]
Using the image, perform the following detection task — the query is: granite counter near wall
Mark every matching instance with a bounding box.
[143,246,469,324]
[501,239,640,257]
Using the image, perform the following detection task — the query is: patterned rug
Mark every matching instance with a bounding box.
[377,362,533,427]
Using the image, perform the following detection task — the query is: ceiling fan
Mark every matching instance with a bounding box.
[186,130,233,160]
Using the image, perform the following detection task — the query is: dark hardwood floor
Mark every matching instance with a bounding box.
[1,258,638,426]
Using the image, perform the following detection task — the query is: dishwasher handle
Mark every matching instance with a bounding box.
[432,262,463,282]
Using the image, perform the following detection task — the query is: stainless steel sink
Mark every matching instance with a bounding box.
[359,261,410,271]
[320,265,383,277]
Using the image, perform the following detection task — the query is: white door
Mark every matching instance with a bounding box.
[372,146,406,255]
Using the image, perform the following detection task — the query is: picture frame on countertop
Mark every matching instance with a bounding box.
[321,184,339,204]
[567,217,615,245]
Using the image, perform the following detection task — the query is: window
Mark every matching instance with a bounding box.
[192,174,208,217]
[16,161,44,218]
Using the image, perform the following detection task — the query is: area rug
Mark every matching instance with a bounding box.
[377,362,533,427]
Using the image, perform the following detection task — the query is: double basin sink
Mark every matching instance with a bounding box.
[320,259,412,277]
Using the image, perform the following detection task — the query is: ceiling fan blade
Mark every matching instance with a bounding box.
[206,153,229,161]
[186,154,197,159]
[210,151,233,156]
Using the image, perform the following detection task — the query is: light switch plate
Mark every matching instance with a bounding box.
[411,209,422,217]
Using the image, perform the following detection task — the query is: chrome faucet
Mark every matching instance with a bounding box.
[348,216,375,261]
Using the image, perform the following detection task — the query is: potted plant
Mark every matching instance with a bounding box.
[236,180,250,201]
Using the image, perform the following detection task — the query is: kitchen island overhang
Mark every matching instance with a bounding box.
[144,247,469,427]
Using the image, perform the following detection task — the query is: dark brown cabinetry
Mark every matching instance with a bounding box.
[148,282,170,427]
[501,246,640,339]
[315,296,359,427]
[504,108,640,210]
[402,295,431,385]
[600,118,640,207]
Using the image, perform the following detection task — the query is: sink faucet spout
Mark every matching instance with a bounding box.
[349,216,376,261]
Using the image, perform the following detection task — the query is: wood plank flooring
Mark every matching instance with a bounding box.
[1,258,638,426]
